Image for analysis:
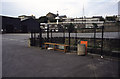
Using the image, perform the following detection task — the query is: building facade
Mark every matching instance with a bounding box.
[18,15,35,21]
[21,18,40,33]
[41,16,104,31]
[62,17,104,28]
[1,16,21,33]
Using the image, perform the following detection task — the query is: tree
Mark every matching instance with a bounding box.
[105,16,117,21]
[48,17,56,22]
[38,16,48,23]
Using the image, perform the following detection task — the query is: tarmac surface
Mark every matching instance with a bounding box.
[2,34,120,77]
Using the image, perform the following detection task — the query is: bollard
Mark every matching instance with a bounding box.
[77,44,86,55]
[28,38,30,47]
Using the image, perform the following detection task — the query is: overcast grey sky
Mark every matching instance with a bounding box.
[0,0,119,18]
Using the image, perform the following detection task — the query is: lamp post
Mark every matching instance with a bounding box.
[55,11,60,32]
[55,11,60,25]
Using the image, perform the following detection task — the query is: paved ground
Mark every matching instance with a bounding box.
[2,34,120,77]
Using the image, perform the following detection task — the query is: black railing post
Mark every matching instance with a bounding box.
[75,30,77,51]
[47,25,49,42]
[51,29,52,43]
[39,28,42,47]
[94,27,96,53]
[63,29,65,44]
[34,31,36,46]
[31,31,33,46]
[68,32,70,51]
[93,23,98,53]
[75,30,77,46]
[101,26,104,58]
[33,31,35,46]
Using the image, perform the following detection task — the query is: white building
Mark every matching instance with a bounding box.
[62,17,104,28]
[41,17,104,30]
[18,15,35,21]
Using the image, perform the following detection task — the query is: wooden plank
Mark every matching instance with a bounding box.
[44,42,69,53]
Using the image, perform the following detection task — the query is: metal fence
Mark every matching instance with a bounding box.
[30,27,120,58]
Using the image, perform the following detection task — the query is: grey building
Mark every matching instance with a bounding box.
[1,15,21,33]
[18,15,35,21]
[21,18,40,33]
